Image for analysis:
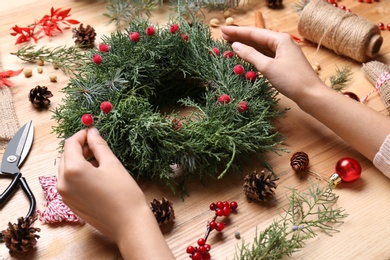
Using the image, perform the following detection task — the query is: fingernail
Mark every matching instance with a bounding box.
[89,127,100,136]
[232,42,243,51]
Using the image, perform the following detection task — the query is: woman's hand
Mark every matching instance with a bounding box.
[57,127,174,259]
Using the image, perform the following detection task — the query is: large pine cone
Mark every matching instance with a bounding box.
[290,151,310,172]
[1,215,40,253]
[243,170,278,202]
[150,197,175,226]
[72,24,96,47]
[28,85,53,109]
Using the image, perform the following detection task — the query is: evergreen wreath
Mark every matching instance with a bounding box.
[53,16,286,191]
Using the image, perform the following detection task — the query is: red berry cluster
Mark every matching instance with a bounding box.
[186,201,238,260]
[378,22,390,31]
[81,101,113,127]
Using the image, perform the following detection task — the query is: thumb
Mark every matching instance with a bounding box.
[231,42,270,72]
[87,127,116,164]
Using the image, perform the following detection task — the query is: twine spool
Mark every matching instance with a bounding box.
[298,0,383,63]
[362,61,390,113]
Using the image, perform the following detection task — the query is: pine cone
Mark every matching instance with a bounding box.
[28,85,53,109]
[1,215,40,253]
[266,0,283,8]
[290,151,309,172]
[72,24,96,47]
[243,170,278,202]
[150,197,175,226]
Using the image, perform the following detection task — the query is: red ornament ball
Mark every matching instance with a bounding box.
[145,26,156,36]
[245,71,257,81]
[100,101,113,114]
[223,50,234,59]
[180,33,188,41]
[99,43,110,52]
[378,22,385,30]
[81,114,94,126]
[170,24,179,34]
[217,94,231,104]
[211,47,220,56]
[92,54,102,64]
[233,64,245,75]
[237,101,249,113]
[129,32,140,42]
[335,157,362,182]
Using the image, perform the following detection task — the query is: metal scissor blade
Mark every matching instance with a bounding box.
[1,121,34,173]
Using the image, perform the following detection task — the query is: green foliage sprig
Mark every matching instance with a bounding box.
[53,16,285,192]
[329,65,353,92]
[235,182,347,259]
[10,45,87,75]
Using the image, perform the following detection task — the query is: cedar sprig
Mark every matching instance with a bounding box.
[52,16,285,193]
[10,45,88,75]
[235,182,347,259]
[328,65,353,92]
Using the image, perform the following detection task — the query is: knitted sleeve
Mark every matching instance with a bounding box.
[373,134,390,177]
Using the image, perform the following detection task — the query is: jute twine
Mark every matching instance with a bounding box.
[298,0,383,63]
[0,52,20,149]
[362,61,390,113]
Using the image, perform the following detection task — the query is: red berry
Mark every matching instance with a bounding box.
[237,101,249,113]
[223,50,234,59]
[203,253,211,260]
[223,206,231,216]
[233,64,245,75]
[199,245,207,254]
[332,3,338,7]
[81,114,94,126]
[197,238,205,246]
[186,246,195,254]
[170,24,179,34]
[204,244,211,251]
[129,32,140,42]
[339,5,346,11]
[365,0,372,3]
[209,203,216,210]
[99,43,109,52]
[100,101,113,114]
[378,22,385,30]
[216,201,223,209]
[217,94,231,104]
[216,222,225,231]
[181,33,189,41]
[145,26,155,36]
[92,54,102,64]
[211,47,220,56]
[215,208,224,216]
[229,201,238,210]
[223,201,229,207]
[192,252,202,260]
[172,118,182,130]
[246,71,257,81]
[387,24,390,31]
[209,221,217,230]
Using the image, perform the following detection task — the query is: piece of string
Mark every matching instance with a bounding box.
[36,175,84,224]
[298,0,382,63]
[361,72,390,103]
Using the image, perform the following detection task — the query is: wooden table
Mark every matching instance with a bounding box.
[1,0,389,259]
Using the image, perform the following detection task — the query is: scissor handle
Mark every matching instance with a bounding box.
[0,172,36,218]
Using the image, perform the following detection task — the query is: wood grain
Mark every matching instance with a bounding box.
[0,0,389,259]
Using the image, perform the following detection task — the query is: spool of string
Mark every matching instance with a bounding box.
[298,0,383,63]
[362,61,390,113]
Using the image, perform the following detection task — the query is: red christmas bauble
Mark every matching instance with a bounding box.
[335,157,361,182]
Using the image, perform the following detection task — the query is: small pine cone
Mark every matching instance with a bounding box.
[150,197,175,226]
[266,0,283,8]
[28,85,53,109]
[72,24,96,47]
[1,215,40,253]
[290,151,309,172]
[243,170,278,202]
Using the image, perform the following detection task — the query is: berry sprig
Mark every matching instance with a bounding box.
[186,201,238,260]
[81,101,113,127]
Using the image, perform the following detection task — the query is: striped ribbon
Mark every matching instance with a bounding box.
[362,71,390,103]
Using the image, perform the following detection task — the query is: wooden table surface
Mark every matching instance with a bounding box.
[1,0,389,259]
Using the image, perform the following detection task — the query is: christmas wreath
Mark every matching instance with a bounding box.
[53,16,285,190]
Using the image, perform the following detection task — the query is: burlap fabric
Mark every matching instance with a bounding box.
[0,54,20,149]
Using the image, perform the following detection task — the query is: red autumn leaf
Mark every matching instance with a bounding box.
[65,19,80,25]
[56,8,72,19]
[0,69,23,87]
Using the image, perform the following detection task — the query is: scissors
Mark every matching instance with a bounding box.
[0,120,36,218]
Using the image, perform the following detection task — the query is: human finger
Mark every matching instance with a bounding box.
[86,127,118,165]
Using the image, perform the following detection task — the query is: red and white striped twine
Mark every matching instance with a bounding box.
[361,71,390,103]
[37,175,84,224]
